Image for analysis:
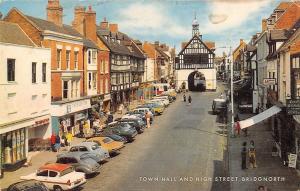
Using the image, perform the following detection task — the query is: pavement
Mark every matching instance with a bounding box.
[228,109,300,191]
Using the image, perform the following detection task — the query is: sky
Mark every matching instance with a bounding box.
[0,0,283,56]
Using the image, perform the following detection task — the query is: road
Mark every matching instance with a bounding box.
[84,89,229,191]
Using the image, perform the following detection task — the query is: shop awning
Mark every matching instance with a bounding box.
[240,106,281,129]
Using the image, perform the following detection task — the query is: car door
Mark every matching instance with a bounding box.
[48,170,59,188]
[35,169,49,187]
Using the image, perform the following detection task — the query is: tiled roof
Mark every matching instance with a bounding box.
[245,44,257,52]
[26,15,82,38]
[0,21,35,46]
[204,41,215,50]
[276,2,292,10]
[155,47,170,59]
[277,27,300,53]
[83,38,99,49]
[274,3,300,30]
[269,29,289,40]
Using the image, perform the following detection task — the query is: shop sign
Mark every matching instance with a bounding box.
[65,99,91,115]
[32,118,50,128]
[287,99,300,115]
[288,153,297,168]
[75,113,87,121]
[263,78,276,85]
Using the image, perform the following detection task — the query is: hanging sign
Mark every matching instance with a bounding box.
[288,153,297,168]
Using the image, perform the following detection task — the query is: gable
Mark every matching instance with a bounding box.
[4,8,42,46]
[179,36,214,55]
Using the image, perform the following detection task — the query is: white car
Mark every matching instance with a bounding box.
[152,97,170,106]
[21,163,86,191]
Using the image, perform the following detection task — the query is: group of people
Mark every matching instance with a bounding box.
[50,132,73,152]
[183,94,192,105]
[241,140,257,169]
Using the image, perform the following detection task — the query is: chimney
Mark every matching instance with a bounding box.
[85,6,97,42]
[262,19,267,32]
[109,23,118,33]
[72,6,86,35]
[47,0,63,26]
[100,17,108,30]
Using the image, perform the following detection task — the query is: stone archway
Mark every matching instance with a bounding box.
[188,71,206,91]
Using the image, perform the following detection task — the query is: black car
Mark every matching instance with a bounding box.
[105,122,138,142]
[7,180,49,191]
[92,129,128,143]
[117,118,146,134]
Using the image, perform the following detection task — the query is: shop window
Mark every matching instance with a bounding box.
[37,170,48,177]
[7,59,15,82]
[49,171,58,177]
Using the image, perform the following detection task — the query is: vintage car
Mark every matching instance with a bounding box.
[105,122,138,142]
[86,137,125,155]
[56,152,101,176]
[7,180,49,191]
[20,163,86,191]
[117,118,146,134]
[68,142,110,163]
[132,108,154,121]
[212,98,227,114]
[138,103,164,115]
[152,96,170,106]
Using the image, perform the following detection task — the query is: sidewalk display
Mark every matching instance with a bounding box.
[239,106,281,129]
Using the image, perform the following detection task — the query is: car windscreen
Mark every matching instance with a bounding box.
[59,167,74,177]
[102,137,113,143]
[215,101,226,107]
[91,144,100,150]
[119,124,132,131]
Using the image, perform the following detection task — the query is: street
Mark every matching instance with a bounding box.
[84,90,229,191]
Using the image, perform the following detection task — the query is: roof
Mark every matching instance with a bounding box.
[245,44,257,52]
[155,47,170,59]
[277,27,300,53]
[276,2,292,10]
[26,15,82,38]
[0,21,35,46]
[39,163,71,172]
[83,38,99,49]
[269,29,289,41]
[204,41,215,50]
[178,35,215,55]
[274,2,300,30]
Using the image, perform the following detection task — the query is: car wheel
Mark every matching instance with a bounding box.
[53,185,64,191]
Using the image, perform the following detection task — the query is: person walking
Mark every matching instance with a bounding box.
[241,142,247,170]
[54,134,61,153]
[146,111,151,128]
[66,131,73,148]
[183,94,186,102]
[188,95,192,105]
[249,140,257,168]
[50,133,56,152]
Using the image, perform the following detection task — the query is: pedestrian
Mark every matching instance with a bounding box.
[83,121,89,137]
[242,127,248,137]
[66,131,73,148]
[50,133,56,152]
[249,140,257,168]
[79,122,84,138]
[255,103,260,114]
[183,94,186,102]
[146,111,151,128]
[257,185,267,191]
[55,134,61,153]
[241,147,247,170]
[235,121,241,136]
[188,95,192,105]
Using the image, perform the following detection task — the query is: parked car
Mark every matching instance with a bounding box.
[68,142,110,163]
[138,103,164,115]
[147,99,166,109]
[7,180,49,191]
[93,129,128,143]
[133,108,154,122]
[86,137,125,155]
[20,163,86,191]
[106,122,138,142]
[152,96,170,106]
[212,98,227,114]
[118,118,146,134]
[56,153,101,176]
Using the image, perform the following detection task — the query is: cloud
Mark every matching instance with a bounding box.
[202,0,272,34]
[116,3,189,37]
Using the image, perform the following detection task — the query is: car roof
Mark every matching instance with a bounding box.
[8,180,47,190]
[213,98,226,102]
[87,137,106,141]
[39,163,71,172]
[57,152,83,159]
[72,142,97,147]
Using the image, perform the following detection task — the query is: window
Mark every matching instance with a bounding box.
[49,171,58,177]
[74,51,78,69]
[79,146,88,152]
[63,81,68,99]
[66,50,70,69]
[37,170,48,177]
[106,60,109,73]
[42,63,46,82]
[88,50,91,64]
[7,59,15,82]
[70,147,78,152]
[92,72,97,90]
[88,73,92,90]
[92,50,97,64]
[57,49,61,69]
[105,79,109,93]
[102,60,105,73]
[32,62,37,83]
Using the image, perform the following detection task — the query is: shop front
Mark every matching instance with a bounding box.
[51,98,91,137]
[103,94,111,113]
[28,115,51,140]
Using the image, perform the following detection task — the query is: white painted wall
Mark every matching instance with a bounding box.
[278,51,291,104]
[0,43,51,138]
[175,69,217,90]
[144,58,155,82]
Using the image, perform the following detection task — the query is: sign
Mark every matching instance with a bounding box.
[287,99,300,115]
[32,118,50,128]
[288,153,297,168]
[263,78,276,85]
